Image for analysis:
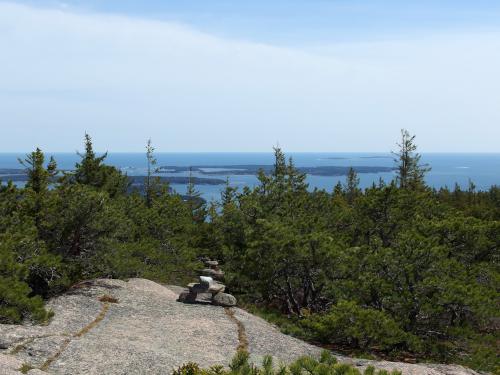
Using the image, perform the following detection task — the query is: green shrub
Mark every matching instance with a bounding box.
[302,301,421,352]
[0,236,52,323]
[173,351,402,375]
[172,362,203,375]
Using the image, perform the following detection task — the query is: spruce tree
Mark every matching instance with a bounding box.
[221,177,236,207]
[18,148,57,194]
[74,133,107,186]
[392,129,430,189]
[71,133,128,196]
[145,138,158,207]
[186,167,205,222]
[344,167,360,204]
[273,146,287,178]
[0,239,49,323]
[18,148,57,231]
[333,180,344,196]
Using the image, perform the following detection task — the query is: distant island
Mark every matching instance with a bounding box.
[319,156,394,160]
[0,169,225,185]
[157,165,396,176]
[1,166,397,186]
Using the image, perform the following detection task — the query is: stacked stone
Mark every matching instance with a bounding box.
[200,259,225,281]
[178,259,237,307]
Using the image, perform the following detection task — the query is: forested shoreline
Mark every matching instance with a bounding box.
[0,131,498,372]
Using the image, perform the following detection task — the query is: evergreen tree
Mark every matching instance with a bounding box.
[273,146,287,178]
[70,133,128,197]
[392,129,430,189]
[145,138,159,207]
[18,148,57,231]
[0,238,49,323]
[186,167,205,223]
[344,167,360,205]
[186,167,196,199]
[221,177,237,207]
[74,133,107,186]
[18,148,57,194]
[333,180,343,196]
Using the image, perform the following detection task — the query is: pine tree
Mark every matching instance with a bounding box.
[70,133,128,196]
[186,167,197,199]
[18,148,57,230]
[74,133,107,186]
[344,167,360,204]
[273,146,287,178]
[0,238,49,323]
[145,138,158,207]
[221,177,236,207]
[186,167,204,222]
[286,156,308,193]
[392,129,430,189]
[18,148,57,194]
[333,180,343,196]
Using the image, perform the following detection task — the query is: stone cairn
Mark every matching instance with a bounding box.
[178,259,237,307]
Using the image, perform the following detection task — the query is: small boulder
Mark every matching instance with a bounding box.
[194,292,213,304]
[0,339,9,350]
[212,293,237,307]
[177,291,197,303]
[208,282,225,294]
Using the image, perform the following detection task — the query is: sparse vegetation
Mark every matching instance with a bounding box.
[173,350,403,375]
[19,363,35,374]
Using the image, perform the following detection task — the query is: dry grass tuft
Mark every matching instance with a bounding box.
[40,338,71,371]
[225,307,249,352]
[98,295,119,303]
[74,303,110,338]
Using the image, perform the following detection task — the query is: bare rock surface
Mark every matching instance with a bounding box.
[0,353,23,375]
[0,279,480,375]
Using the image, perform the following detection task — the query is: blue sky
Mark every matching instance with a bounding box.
[1,1,500,152]
[11,0,500,44]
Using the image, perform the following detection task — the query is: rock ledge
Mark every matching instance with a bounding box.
[0,279,479,375]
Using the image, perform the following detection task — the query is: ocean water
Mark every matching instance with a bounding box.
[1,153,499,202]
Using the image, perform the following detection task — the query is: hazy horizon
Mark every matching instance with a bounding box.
[2,151,500,155]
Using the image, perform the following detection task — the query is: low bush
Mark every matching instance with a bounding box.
[172,350,402,375]
[302,301,422,352]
